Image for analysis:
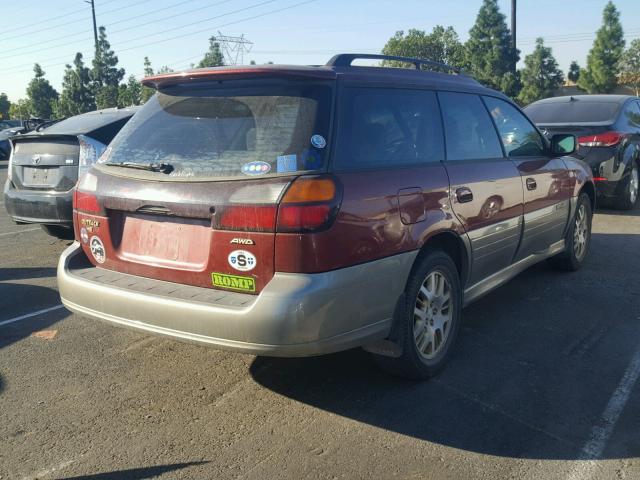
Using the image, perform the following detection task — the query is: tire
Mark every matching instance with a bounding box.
[40,224,74,240]
[372,250,462,380]
[548,193,592,271]
[615,162,638,210]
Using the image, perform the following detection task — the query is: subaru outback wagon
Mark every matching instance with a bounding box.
[58,54,595,379]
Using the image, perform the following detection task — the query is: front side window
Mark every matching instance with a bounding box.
[438,92,503,161]
[334,88,444,169]
[99,80,332,179]
[484,96,545,157]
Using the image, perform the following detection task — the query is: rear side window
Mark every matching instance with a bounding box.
[524,100,621,124]
[483,96,545,157]
[438,92,503,161]
[334,88,444,169]
[100,81,332,179]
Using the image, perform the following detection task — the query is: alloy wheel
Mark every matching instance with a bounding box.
[413,270,453,360]
[630,166,638,205]
[573,204,589,261]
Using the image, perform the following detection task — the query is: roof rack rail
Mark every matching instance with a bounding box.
[326,53,461,74]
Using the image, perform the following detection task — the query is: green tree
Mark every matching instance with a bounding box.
[381,26,466,70]
[465,0,520,97]
[197,36,225,68]
[9,99,31,119]
[118,75,143,107]
[578,1,625,93]
[91,26,125,109]
[517,38,564,105]
[0,93,10,119]
[620,38,640,96]
[54,53,95,118]
[157,65,174,74]
[141,56,155,103]
[26,64,58,118]
[568,61,581,83]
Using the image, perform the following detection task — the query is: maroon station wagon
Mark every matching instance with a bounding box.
[57,54,595,378]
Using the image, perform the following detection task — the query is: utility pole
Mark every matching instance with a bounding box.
[511,0,516,50]
[85,0,99,53]
[215,32,253,65]
[511,0,516,73]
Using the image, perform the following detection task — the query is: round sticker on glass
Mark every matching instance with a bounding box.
[310,134,326,149]
[89,236,106,264]
[228,250,256,272]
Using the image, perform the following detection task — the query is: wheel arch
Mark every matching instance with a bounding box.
[580,180,596,212]
[411,231,470,288]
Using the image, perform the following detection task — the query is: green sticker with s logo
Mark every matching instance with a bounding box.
[212,272,256,292]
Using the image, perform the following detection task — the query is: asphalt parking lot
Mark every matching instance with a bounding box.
[1,159,639,480]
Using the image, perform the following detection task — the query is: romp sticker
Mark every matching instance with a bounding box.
[89,236,106,264]
[212,272,256,292]
[228,250,256,271]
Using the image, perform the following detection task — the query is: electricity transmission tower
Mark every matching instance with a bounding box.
[215,32,253,65]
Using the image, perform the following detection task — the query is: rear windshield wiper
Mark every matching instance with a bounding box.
[103,162,173,174]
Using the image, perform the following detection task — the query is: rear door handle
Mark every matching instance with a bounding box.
[455,187,474,203]
[526,178,537,190]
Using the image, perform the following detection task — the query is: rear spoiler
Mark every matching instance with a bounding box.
[142,66,337,89]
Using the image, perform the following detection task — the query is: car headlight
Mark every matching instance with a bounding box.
[78,135,107,179]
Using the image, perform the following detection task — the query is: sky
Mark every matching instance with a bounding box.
[1,0,640,102]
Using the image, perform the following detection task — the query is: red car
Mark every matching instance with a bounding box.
[58,54,594,379]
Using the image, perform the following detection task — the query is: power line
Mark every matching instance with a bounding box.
[0,0,156,44]
[0,0,273,62]
[0,0,122,39]
[0,0,318,76]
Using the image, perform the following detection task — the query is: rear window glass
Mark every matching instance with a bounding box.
[334,88,444,169]
[100,81,332,179]
[524,100,621,124]
[45,110,136,135]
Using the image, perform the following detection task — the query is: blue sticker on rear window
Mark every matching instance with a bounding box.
[301,150,323,170]
[242,161,271,175]
[277,154,297,173]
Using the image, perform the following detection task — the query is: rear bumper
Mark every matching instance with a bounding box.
[58,243,417,357]
[3,180,73,225]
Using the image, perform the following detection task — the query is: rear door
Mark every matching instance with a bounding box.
[484,96,574,259]
[438,92,524,285]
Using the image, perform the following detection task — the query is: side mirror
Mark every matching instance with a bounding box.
[550,134,576,156]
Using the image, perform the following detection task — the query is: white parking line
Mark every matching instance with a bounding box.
[566,346,640,480]
[0,304,65,327]
[0,227,40,237]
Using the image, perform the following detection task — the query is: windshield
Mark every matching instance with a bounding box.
[524,100,621,124]
[99,80,333,180]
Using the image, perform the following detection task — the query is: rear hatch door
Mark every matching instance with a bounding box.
[11,135,79,191]
[76,75,334,294]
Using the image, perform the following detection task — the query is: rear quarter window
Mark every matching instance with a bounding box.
[333,88,444,170]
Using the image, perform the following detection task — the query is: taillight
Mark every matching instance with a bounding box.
[78,135,107,178]
[277,176,341,233]
[218,205,277,232]
[73,189,101,214]
[578,131,624,147]
[6,140,14,181]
